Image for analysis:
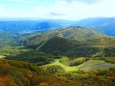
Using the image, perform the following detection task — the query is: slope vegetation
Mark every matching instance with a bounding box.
[20,26,105,48]
[0,31,16,47]
[39,36,115,57]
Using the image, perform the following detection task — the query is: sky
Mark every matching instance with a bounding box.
[0,0,115,20]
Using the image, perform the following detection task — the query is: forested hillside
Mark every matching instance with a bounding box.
[39,36,115,57]
[20,26,105,48]
[0,31,16,47]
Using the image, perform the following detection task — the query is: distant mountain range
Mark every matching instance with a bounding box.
[0,20,74,34]
[75,18,115,36]
[0,17,115,36]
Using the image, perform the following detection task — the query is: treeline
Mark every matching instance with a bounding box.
[0,60,69,86]
[0,60,115,86]
[6,51,55,65]
[0,46,30,57]
[43,64,115,86]
[104,57,115,64]
[57,68,115,86]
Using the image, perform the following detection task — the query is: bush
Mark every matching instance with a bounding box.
[59,56,70,65]
[104,57,115,64]
[46,65,65,74]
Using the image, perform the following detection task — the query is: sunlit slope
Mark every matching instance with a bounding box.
[43,59,115,72]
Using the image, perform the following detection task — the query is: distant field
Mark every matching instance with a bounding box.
[43,59,115,72]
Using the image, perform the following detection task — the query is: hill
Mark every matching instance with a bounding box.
[20,26,105,48]
[75,17,115,36]
[39,36,115,57]
[39,36,77,55]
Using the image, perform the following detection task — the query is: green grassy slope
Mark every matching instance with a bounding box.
[43,59,79,72]
[43,59,115,72]
[84,36,115,47]
[0,55,5,58]
[78,60,115,70]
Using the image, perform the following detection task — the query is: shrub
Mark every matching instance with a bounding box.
[104,57,115,64]
[59,56,70,65]
[46,65,65,74]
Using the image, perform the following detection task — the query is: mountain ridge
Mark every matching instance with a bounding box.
[75,17,115,36]
[20,26,105,48]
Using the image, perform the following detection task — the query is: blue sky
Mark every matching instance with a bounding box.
[0,0,115,20]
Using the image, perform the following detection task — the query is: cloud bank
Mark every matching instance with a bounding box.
[7,0,33,3]
[61,0,99,4]
[0,0,115,20]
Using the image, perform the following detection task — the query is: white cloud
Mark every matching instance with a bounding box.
[32,0,115,20]
[7,0,33,3]
[57,0,115,19]
[0,0,115,20]
[60,0,99,4]
[0,5,3,16]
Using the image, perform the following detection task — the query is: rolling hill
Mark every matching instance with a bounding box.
[19,26,115,57]
[20,26,105,48]
[39,36,115,57]
[39,36,77,54]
